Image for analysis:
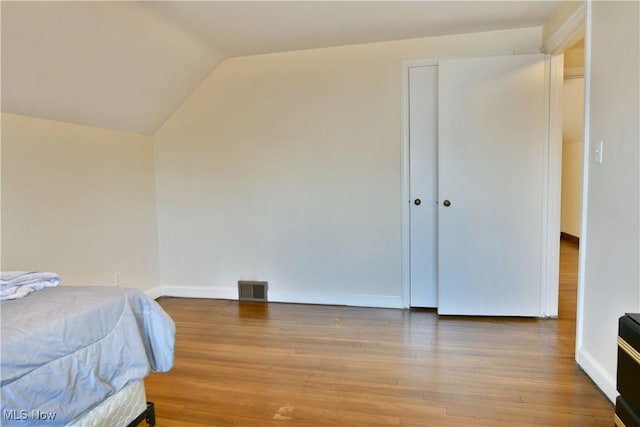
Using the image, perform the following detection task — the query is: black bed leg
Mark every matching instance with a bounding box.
[145,402,156,427]
[126,402,156,427]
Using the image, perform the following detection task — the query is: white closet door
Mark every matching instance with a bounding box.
[409,65,438,308]
[437,54,547,316]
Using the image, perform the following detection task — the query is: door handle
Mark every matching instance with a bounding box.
[414,199,421,206]
[443,200,451,207]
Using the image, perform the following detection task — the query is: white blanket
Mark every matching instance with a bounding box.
[0,271,60,300]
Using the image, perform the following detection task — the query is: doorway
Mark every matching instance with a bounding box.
[559,38,585,335]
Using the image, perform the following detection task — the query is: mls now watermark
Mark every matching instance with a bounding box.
[3,409,57,422]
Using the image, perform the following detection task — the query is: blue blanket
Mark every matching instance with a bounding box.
[1,286,175,426]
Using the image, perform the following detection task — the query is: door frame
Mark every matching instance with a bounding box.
[400,54,558,316]
[542,1,589,361]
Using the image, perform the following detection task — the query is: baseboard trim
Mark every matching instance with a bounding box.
[560,232,580,245]
[145,287,163,300]
[268,291,403,309]
[576,347,617,404]
[159,285,403,309]
[162,285,237,300]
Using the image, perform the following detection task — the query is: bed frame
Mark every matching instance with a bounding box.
[126,402,156,427]
[66,380,155,427]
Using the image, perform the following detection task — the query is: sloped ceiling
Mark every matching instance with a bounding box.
[1,1,563,135]
[1,1,225,135]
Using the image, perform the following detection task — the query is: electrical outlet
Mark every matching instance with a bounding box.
[114,272,121,287]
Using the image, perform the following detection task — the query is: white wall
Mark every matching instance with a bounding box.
[1,113,160,292]
[578,1,640,402]
[561,77,584,238]
[154,27,542,306]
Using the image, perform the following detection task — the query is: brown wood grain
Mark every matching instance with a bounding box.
[145,240,613,426]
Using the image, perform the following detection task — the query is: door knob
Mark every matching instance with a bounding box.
[443,200,451,207]
[414,199,421,206]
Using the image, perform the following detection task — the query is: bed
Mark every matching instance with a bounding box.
[1,285,175,426]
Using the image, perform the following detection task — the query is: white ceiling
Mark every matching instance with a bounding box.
[1,1,563,135]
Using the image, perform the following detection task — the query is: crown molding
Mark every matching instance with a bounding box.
[544,2,587,55]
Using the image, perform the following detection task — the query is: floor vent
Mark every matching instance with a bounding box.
[238,280,268,302]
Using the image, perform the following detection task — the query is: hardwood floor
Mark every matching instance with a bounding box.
[145,240,613,426]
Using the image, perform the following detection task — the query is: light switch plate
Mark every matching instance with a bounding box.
[594,140,604,164]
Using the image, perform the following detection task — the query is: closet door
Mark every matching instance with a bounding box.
[437,54,547,316]
[409,65,439,308]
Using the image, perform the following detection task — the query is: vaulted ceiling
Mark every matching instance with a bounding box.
[1,1,563,135]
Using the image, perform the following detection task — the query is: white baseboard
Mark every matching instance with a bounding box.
[576,347,617,403]
[159,285,403,309]
[144,286,163,300]
[269,291,403,308]
[161,285,237,300]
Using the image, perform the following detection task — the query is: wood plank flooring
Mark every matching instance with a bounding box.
[145,240,613,426]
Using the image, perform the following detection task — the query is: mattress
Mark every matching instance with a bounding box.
[1,286,175,426]
[67,380,147,427]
